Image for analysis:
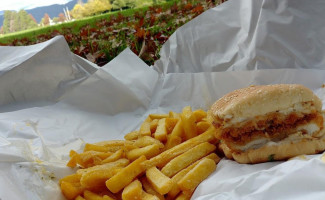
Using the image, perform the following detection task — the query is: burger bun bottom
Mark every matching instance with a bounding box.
[219,135,325,164]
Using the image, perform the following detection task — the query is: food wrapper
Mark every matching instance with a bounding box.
[1,0,325,199]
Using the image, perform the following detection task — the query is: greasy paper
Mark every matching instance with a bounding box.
[1,0,325,199]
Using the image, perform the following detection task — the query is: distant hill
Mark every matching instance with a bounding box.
[0,0,84,27]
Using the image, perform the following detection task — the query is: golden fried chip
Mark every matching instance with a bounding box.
[146,166,173,195]
[154,118,168,142]
[192,109,207,122]
[61,107,220,200]
[150,119,159,133]
[167,153,220,198]
[84,190,115,200]
[121,179,142,200]
[163,135,182,151]
[133,136,164,149]
[180,106,197,140]
[165,118,179,134]
[101,149,124,164]
[142,191,160,200]
[161,142,216,177]
[61,181,85,200]
[149,113,169,119]
[126,144,160,161]
[124,131,140,140]
[178,158,216,195]
[140,117,152,136]
[141,177,165,200]
[75,195,86,200]
[77,159,129,175]
[147,127,216,168]
[80,160,129,188]
[196,121,211,135]
[169,111,180,119]
[59,174,81,185]
[106,155,147,193]
[175,193,191,200]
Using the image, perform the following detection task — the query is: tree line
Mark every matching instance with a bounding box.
[1,10,38,34]
[70,0,165,19]
[0,10,68,34]
[0,0,166,34]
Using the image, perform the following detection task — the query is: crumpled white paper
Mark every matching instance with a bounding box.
[1,0,325,199]
[154,0,325,73]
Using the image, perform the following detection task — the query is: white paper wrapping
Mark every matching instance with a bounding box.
[1,0,325,199]
[154,0,325,73]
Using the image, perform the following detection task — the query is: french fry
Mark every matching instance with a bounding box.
[77,151,113,168]
[146,167,173,195]
[86,188,116,199]
[175,193,191,200]
[167,153,220,198]
[141,177,165,200]
[133,136,164,149]
[70,150,78,157]
[67,150,79,167]
[142,191,160,200]
[196,121,211,135]
[101,149,124,164]
[149,113,169,119]
[192,109,207,122]
[84,190,115,200]
[164,120,184,150]
[177,158,216,195]
[126,144,160,161]
[103,196,115,200]
[165,118,179,134]
[161,142,216,177]
[150,119,159,133]
[61,181,85,200]
[61,107,219,200]
[75,195,86,200]
[154,118,168,142]
[122,179,142,200]
[67,155,78,168]
[169,120,184,138]
[147,127,216,168]
[106,155,147,193]
[205,153,221,163]
[77,159,129,175]
[84,144,121,153]
[94,140,134,147]
[59,174,82,185]
[168,179,185,198]
[80,160,129,188]
[163,135,182,151]
[123,143,138,152]
[84,144,112,153]
[124,131,140,140]
[206,110,214,125]
[169,111,180,119]
[180,106,197,140]
[140,117,152,136]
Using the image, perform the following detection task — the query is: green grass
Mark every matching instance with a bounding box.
[0,9,139,42]
[0,0,176,43]
[0,0,218,66]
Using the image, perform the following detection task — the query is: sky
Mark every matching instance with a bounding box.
[1,0,72,11]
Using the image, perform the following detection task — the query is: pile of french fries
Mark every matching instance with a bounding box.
[60,106,221,200]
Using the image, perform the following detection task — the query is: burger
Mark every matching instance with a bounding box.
[209,84,325,164]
